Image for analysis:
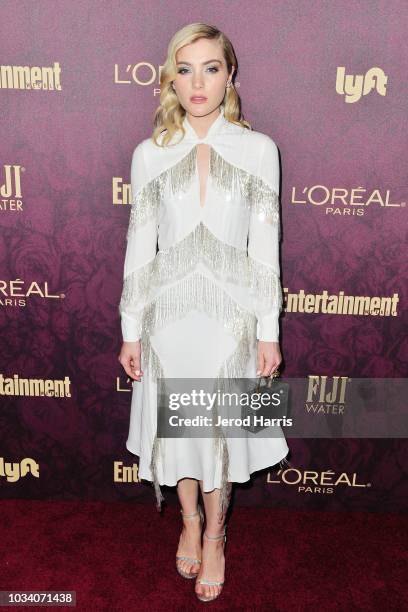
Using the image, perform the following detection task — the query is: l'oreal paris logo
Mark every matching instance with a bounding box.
[113,63,240,93]
[0,279,62,304]
[336,66,387,103]
[114,62,163,86]
[0,457,40,482]
[291,185,404,215]
[267,469,370,492]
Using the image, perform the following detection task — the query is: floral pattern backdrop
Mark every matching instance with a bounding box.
[0,0,406,512]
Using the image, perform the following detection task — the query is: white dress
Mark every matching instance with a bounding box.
[119,106,290,515]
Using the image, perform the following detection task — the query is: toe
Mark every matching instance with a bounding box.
[195,581,203,596]
[192,562,199,574]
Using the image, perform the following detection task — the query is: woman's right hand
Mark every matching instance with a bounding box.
[118,340,143,381]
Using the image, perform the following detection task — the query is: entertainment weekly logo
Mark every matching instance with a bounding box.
[283,289,399,319]
[114,461,141,484]
[267,467,371,495]
[0,62,61,90]
[0,373,72,398]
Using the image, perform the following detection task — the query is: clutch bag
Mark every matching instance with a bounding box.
[241,370,289,433]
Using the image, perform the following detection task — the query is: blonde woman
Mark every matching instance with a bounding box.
[118,22,290,603]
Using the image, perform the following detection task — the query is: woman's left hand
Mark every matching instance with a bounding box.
[256,341,282,377]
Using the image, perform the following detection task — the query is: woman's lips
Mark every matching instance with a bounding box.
[190,96,207,103]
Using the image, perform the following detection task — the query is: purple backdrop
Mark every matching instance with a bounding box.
[0,0,407,513]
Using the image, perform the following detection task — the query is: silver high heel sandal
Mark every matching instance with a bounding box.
[176,504,204,579]
[195,526,227,602]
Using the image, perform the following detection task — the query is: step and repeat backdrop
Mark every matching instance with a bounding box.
[1,1,407,513]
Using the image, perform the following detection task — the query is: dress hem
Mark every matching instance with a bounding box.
[126,438,290,493]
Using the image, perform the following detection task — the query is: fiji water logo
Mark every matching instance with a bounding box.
[1,165,23,198]
[306,375,350,415]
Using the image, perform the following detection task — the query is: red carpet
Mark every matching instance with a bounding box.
[1,499,406,611]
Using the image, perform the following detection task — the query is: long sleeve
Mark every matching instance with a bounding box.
[247,136,283,342]
[119,141,159,342]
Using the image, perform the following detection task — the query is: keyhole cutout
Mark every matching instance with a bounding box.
[196,144,211,208]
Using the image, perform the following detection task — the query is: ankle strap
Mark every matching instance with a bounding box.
[180,504,203,520]
[203,526,226,541]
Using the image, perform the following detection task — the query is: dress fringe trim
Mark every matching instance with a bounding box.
[126,144,280,234]
[279,455,291,469]
[119,224,282,338]
[125,145,283,517]
[127,146,197,233]
[144,334,291,517]
[209,147,280,230]
[142,302,256,516]
[141,272,257,348]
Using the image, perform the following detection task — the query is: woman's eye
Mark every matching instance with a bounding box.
[177,66,219,75]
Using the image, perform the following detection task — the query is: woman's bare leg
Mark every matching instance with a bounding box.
[176,477,202,576]
[195,482,230,600]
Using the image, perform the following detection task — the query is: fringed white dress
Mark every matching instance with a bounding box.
[120,106,290,515]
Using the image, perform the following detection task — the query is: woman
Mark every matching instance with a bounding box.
[118,22,290,603]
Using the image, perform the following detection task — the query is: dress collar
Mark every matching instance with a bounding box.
[182,106,227,144]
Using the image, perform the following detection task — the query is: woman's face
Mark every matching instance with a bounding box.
[173,37,234,117]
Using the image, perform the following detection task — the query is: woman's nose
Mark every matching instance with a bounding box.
[192,73,204,88]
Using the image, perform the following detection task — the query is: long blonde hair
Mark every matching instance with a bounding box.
[152,23,251,147]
